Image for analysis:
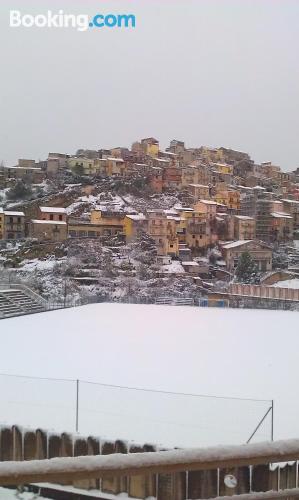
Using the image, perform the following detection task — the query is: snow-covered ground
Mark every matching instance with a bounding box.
[0,304,297,448]
[0,488,51,499]
[272,279,299,289]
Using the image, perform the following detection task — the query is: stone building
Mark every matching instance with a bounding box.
[221,240,272,272]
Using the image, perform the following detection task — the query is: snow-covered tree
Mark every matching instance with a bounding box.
[235,251,258,284]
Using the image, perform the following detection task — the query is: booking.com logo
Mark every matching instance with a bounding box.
[9,10,136,31]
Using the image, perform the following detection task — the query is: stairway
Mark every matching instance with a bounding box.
[155,296,194,306]
[0,289,46,319]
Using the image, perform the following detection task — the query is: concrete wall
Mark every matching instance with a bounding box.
[229,283,299,301]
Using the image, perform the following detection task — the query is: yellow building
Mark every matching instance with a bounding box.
[193,200,218,244]
[92,157,127,177]
[193,199,217,219]
[172,209,191,244]
[214,190,240,210]
[68,157,95,175]
[213,163,234,175]
[68,209,130,240]
[93,158,108,175]
[147,210,179,256]
[107,157,126,176]
[68,221,104,239]
[188,184,210,200]
[184,211,209,251]
[124,214,147,242]
[141,138,159,158]
[200,147,224,162]
[90,210,126,234]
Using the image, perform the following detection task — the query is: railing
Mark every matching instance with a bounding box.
[0,283,48,308]
[1,438,299,499]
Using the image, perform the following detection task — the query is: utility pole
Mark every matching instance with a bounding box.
[63,278,67,308]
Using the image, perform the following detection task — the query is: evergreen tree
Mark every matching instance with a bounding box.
[6,181,32,200]
[235,251,258,283]
[72,164,84,176]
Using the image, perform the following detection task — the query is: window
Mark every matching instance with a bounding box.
[59,214,63,221]
[9,217,13,224]
[50,214,54,221]
[17,217,21,223]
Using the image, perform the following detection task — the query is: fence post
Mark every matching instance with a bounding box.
[76,379,79,433]
[271,399,274,441]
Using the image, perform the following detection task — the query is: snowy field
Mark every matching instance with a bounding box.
[0,304,298,448]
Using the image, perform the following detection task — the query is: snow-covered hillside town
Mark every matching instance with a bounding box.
[1,139,299,500]
[1,138,299,311]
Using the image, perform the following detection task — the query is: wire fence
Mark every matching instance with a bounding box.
[0,373,273,449]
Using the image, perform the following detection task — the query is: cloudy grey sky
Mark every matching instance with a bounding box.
[0,0,298,170]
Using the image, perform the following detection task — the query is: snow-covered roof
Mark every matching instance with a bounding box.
[125,214,146,221]
[162,261,185,274]
[40,207,67,214]
[234,215,255,221]
[4,210,25,216]
[271,212,293,219]
[155,158,170,163]
[3,166,41,171]
[161,151,178,156]
[222,240,253,249]
[107,157,124,163]
[163,209,178,215]
[188,183,209,188]
[182,261,199,266]
[282,199,299,204]
[175,207,194,212]
[31,220,67,225]
[198,199,217,205]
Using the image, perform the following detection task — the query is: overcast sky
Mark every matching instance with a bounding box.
[0,0,298,170]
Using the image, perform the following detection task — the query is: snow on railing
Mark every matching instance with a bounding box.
[0,439,299,487]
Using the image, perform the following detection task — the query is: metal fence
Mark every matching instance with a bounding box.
[0,373,273,449]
